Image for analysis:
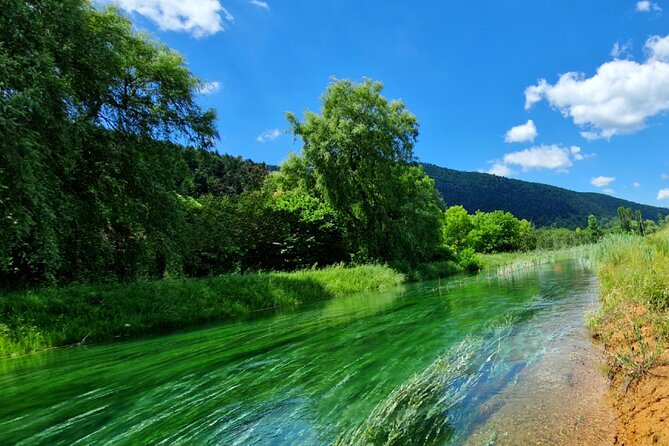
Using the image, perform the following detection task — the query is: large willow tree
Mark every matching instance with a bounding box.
[286,79,443,265]
[0,1,217,285]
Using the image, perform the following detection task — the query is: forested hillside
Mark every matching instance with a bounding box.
[423,164,669,228]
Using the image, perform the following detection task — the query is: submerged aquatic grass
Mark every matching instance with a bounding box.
[0,264,404,357]
[334,339,480,446]
[335,318,519,446]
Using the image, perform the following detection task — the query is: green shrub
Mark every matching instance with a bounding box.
[457,248,482,273]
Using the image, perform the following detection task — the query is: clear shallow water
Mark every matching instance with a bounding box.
[0,260,615,445]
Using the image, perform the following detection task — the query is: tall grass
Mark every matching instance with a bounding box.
[595,232,669,311]
[0,264,404,358]
[589,229,669,387]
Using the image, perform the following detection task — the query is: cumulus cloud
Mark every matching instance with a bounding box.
[485,162,514,177]
[250,0,269,9]
[503,144,584,171]
[658,188,669,200]
[633,182,641,188]
[602,189,616,195]
[662,173,669,179]
[484,144,591,176]
[256,129,281,143]
[113,0,233,37]
[197,81,221,95]
[591,176,616,187]
[636,1,662,12]
[504,120,537,143]
[525,33,669,140]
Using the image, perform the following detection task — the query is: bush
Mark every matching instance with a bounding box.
[457,248,482,272]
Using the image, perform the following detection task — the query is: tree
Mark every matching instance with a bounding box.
[443,206,473,249]
[0,1,217,285]
[467,211,523,253]
[286,78,442,264]
[617,206,633,233]
[635,210,645,236]
[586,214,603,243]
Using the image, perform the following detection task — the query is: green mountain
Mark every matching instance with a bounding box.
[422,163,669,228]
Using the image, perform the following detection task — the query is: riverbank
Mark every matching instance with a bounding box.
[0,264,404,358]
[590,231,669,445]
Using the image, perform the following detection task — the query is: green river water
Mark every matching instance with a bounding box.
[0,260,617,445]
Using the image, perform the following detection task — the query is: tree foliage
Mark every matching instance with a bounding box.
[0,0,216,285]
[286,78,442,264]
[587,214,603,242]
[442,207,535,254]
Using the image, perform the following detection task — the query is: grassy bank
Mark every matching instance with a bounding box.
[0,264,404,358]
[589,230,669,445]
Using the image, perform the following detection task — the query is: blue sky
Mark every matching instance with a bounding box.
[109,0,669,206]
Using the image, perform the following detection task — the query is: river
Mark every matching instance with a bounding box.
[0,259,616,445]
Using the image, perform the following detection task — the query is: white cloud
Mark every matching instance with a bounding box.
[502,144,582,171]
[662,173,669,179]
[485,162,514,177]
[504,119,537,143]
[636,1,662,12]
[610,41,632,59]
[484,144,591,176]
[197,81,221,95]
[113,0,232,37]
[591,176,616,187]
[256,129,281,143]
[646,35,669,62]
[525,33,669,140]
[658,188,669,200]
[602,189,616,195]
[633,182,641,188]
[570,145,591,160]
[250,0,269,9]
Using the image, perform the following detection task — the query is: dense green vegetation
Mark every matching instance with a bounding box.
[286,79,444,267]
[440,205,610,255]
[595,230,669,315]
[0,264,404,357]
[1,1,217,286]
[0,1,449,286]
[423,164,669,228]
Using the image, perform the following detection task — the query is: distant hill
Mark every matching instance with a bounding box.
[422,163,669,228]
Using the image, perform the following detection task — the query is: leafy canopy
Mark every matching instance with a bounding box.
[287,78,442,264]
[0,0,216,285]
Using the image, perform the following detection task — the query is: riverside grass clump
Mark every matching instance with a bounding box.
[595,232,669,312]
[0,264,404,358]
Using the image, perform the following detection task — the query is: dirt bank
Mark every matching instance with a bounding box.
[595,305,669,445]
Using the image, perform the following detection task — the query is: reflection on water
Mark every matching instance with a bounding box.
[0,260,614,445]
